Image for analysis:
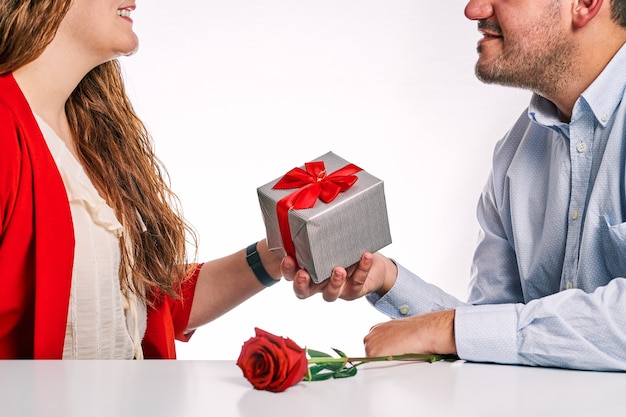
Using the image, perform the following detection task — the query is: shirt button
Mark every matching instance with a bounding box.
[399,305,410,316]
[601,114,609,122]
[572,209,579,220]
[576,142,587,153]
[567,282,574,289]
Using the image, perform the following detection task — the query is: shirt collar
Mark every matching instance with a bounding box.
[529,41,626,130]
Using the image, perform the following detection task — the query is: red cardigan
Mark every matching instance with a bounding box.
[0,73,198,359]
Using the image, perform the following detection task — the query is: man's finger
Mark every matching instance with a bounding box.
[280,256,298,282]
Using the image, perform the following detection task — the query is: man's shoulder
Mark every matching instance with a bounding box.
[492,108,534,157]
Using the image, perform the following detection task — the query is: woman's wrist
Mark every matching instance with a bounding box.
[246,240,282,286]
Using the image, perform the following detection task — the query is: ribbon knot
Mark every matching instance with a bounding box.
[273,160,362,267]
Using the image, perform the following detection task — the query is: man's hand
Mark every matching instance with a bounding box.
[364,310,457,356]
[280,252,398,301]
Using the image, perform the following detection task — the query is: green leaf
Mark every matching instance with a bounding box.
[331,348,348,358]
[308,364,331,376]
[307,349,333,359]
[308,372,336,381]
[312,361,344,372]
[333,366,358,379]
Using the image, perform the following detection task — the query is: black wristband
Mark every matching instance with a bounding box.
[246,242,278,287]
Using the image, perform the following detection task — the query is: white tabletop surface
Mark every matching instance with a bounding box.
[2,359,625,417]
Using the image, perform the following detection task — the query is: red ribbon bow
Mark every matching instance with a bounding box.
[273,161,362,267]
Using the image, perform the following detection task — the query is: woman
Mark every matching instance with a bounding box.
[0,0,283,359]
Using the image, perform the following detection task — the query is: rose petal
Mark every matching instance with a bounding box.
[237,329,308,393]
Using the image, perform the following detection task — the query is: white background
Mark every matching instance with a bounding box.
[121,0,530,359]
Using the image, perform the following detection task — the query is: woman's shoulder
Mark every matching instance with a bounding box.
[0,93,23,163]
[0,76,29,191]
[0,73,40,156]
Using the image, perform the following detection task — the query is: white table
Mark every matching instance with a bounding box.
[2,359,625,416]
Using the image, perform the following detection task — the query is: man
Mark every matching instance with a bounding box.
[282,0,626,371]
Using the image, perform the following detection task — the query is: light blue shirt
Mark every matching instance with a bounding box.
[369,43,626,371]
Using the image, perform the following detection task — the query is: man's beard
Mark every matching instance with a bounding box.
[474,12,575,97]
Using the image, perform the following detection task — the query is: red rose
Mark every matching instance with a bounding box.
[237,328,308,393]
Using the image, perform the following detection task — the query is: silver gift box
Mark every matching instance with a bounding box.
[257,151,392,283]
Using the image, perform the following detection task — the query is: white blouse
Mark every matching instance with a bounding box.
[36,115,146,359]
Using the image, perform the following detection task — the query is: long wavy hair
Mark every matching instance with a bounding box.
[0,0,198,303]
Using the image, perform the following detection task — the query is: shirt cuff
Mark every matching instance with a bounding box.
[455,303,522,365]
[366,262,450,318]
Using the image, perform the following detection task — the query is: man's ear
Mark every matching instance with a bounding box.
[572,0,604,29]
